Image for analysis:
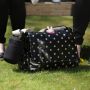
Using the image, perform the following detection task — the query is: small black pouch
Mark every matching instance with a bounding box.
[4,36,24,64]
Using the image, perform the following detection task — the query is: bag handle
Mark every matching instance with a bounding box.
[39,25,67,34]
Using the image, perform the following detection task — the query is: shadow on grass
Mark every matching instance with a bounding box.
[13,45,90,73]
[57,65,90,73]
[13,64,90,74]
[81,45,90,61]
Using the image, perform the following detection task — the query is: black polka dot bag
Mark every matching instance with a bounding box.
[18,26,80,71]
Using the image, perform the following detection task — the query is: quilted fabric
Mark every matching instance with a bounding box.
[18,27,80,71]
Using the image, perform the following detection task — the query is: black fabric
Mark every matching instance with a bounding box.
[73,0,90,44]
[18,26,80,71]
[4,36,24,64]
[25,0,30,2]
[0,0,26,43]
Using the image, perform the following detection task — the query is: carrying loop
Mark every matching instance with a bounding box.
[46,26,55,34]
[39,25,67,34]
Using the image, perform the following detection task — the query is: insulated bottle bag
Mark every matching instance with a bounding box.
[4,35,24,64]
[17,26,80,71]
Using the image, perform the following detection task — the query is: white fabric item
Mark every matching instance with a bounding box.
[12,29,27,36]
[31,0,39,5]
[0,43,5,53]
[52,0,61,3]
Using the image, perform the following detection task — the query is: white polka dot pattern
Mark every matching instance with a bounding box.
[18,26,79,71]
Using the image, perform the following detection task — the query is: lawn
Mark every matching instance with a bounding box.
[0,16,90,90]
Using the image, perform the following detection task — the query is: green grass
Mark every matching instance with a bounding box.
[0,16,90,90]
